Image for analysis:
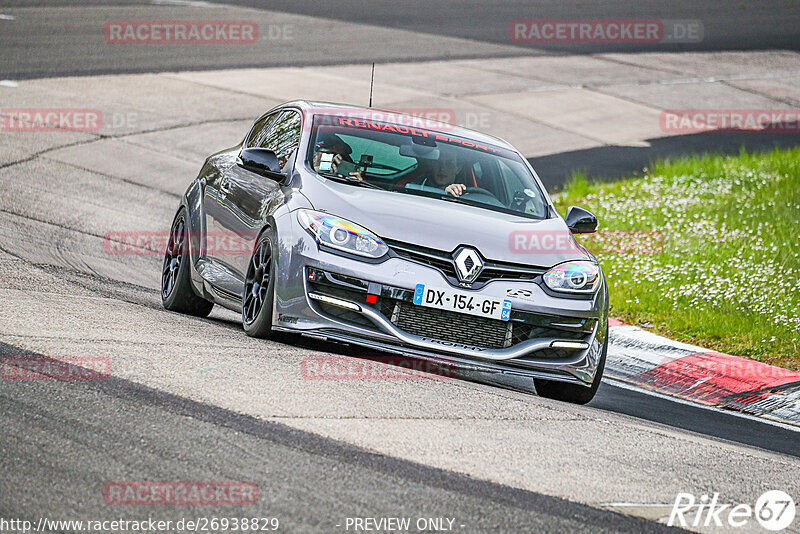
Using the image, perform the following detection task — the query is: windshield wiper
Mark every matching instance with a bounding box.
[318,172,382,189]
[396,188,476,208]
[394,187,459,202]
[395,187,546,219]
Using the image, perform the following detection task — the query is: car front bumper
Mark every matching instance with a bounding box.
[272,212,608,386]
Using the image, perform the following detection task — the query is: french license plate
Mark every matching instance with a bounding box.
[413,283,512,321]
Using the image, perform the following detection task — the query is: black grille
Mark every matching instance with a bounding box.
[388,302,511,349]
[308,267,593,352]
[385,239,543,285]
[478,267,539,282]
[510,324,588,346]
[379,298,396,319]
[390,247,459,279]
[315,302,374,328]
[511,348,576,362]
[380,299,592,350]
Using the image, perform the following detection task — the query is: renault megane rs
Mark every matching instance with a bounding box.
[161,101,608,403]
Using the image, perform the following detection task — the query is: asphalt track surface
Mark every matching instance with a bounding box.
[1,1,800,532]
[219,0,800,53]
[0,343,679,533]
[1,0,799,78]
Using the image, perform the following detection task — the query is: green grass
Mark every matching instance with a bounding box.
[552,148,800,371]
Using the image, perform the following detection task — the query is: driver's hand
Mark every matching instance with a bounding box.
[445,183,467,197]
[349,171,364,181]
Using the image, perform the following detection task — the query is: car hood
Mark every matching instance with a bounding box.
[299,175,589,267]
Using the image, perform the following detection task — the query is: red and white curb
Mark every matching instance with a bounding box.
[606,320,800,427]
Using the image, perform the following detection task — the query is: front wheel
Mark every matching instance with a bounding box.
[534,335,608,405]
[161,208,214,317]
[242,230,276,338]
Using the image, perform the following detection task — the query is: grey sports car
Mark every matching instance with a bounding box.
[161,101,608,403]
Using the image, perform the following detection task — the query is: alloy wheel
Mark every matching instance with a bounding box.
[162,216,186,298]
[243,240,272,324]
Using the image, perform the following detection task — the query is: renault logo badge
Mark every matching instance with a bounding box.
[453,247,483,284]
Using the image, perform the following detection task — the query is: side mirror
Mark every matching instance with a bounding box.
[238,148,285,181]
[565,206,598,234]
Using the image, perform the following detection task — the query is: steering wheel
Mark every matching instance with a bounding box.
[461,187,497,198]
[459,187,504,207]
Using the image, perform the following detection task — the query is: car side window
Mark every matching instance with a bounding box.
[245,113,277,148]
[260,110,302,171]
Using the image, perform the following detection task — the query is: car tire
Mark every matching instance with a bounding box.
[534,335,608,405]
[242,229,276,339]
[161,208,214,317]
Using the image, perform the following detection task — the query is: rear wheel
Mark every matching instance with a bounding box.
[242,231,276,338]
[161,208,214,317]
[534,335,608,405]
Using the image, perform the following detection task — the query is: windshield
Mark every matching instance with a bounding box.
[306,115,549,219]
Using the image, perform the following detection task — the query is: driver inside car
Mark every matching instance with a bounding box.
[415,147,467,197]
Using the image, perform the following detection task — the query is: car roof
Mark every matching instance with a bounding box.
[279,100,515,150]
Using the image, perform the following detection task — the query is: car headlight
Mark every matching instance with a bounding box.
[297,209,388,259]
[543,261,600,294]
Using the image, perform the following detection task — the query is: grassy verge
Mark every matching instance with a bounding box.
[552,148,800,371]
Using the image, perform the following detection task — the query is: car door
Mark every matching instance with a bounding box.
[201,112,277,294]
[206,109,302,294]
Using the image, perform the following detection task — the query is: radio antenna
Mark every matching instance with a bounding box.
[368,62,375,108]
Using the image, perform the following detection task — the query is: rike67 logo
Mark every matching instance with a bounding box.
[668,491,795,531]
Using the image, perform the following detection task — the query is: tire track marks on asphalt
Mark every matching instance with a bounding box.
[0,115,253,170]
